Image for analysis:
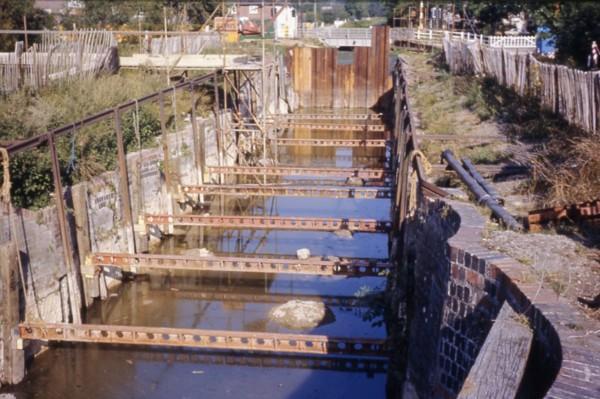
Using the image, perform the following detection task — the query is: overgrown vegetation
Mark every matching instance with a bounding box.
[0,71,202,209]
[403,48,599,212]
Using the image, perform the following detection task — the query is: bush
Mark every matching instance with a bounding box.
[0,72,167,209]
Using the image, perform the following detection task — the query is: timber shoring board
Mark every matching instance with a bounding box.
[89,252,392,277]
[144,214,392,233]
[19,323,388,357]
[287,26,391,108]
[458,303,532,399]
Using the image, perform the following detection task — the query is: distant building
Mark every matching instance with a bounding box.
[228,3,298,38]
[35,0,83,16]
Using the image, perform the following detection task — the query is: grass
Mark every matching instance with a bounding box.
[0,69,212,209]
[402,48,599,224]
[463,144,508,165]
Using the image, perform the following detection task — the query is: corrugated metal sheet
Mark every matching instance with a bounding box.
[288,26,391,109]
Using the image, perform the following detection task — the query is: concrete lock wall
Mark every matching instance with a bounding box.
[394,197,598,399]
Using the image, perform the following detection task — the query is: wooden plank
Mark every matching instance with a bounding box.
[458,303,532,399]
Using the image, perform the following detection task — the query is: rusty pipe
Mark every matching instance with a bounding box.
[442,150,522,231]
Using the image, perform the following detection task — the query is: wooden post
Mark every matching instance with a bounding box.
[114,109,137,254]
[15,41,23,89]
[189,84,204,185]
[0,242,25,385]
[70,184,96,306]
[48,133,82,324]
[22,15,28,50]
[159,92,173,190]
[213,73,224,184]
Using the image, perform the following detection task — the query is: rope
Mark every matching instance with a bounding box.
[407,149,432,214]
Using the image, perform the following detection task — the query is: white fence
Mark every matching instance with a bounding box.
[300,28,372,47]
[391,28,537,49]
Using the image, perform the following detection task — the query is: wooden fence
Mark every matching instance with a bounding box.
[443,37,600,134]
[0,30,117,94]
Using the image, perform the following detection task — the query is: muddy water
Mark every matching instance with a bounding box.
[3,110,391,399]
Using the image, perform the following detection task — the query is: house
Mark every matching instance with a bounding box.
[35,0,83,16]
[228,2,298,39]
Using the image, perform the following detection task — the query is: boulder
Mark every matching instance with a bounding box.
[269,300,326,330]
[296,248,311,259]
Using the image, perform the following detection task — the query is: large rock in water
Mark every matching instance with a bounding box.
[268,300,326,330]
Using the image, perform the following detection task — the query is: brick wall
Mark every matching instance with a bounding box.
[397,197,599,399]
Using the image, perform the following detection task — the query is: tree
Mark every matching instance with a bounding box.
[464,1,600,67]
[344,1,369,20]
[535,2,600,67]
[0,0,53,51]
[79,0,218,30]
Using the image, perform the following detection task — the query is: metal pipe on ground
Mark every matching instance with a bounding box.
[442,150,522,231]
[462,157,504,205]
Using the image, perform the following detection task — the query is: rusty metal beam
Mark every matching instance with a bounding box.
[181,184,393,199]
[89,252,392,277]
[274,139,389,148]
[259,178,390,188]
[275,113,382,121]
[144,214,392,232]
[276,123,386,132]
[128,350,388,373]
[19,322,388,356]
[206,166,392,179]
[528,199,600,232]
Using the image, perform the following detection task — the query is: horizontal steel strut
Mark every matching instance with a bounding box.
[19,323,388,356]
[214,179,390,188]
[274,138,390,147]
[277,123,386,132]
[274,113,382,121]
[143,214,392,232]
[89,252,392,277]
[206,165,392,179]
[181,184,393,199]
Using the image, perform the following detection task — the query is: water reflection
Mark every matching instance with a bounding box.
[2,109,391,399]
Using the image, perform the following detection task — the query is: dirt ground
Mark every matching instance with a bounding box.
[399,49,600,320]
